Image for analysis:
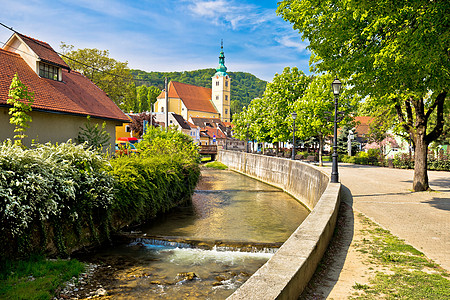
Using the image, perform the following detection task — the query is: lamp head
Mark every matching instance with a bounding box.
[292,112,297,120]
[332,77,342,96]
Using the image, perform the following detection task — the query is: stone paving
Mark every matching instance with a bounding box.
[325,162,450,272]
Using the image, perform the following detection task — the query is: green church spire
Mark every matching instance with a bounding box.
[215,39,228,76]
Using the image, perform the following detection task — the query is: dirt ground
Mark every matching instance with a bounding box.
[299,190,374,299]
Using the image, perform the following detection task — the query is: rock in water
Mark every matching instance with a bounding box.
[176,272,198,281]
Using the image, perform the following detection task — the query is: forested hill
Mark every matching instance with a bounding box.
[130,68,267,113]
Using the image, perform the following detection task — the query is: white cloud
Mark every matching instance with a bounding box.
[187,0,276,30]
[275,35,309,53]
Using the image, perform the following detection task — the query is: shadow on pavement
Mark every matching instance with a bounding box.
[352,191,412,198]
[422,197,450,211]
[299,185,355,299]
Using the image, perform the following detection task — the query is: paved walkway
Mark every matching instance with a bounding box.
[327,163,450,271]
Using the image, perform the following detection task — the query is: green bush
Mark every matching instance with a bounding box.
[0,129,202,259]
[0,140,114,257]
[110,127,200,227]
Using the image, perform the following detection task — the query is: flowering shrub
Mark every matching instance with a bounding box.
[0,140,114,257]
[0,130,201,259]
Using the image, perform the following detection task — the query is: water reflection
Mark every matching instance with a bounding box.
[142,169,310,244]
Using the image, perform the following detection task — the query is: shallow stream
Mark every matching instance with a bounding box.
[77,169,310,299]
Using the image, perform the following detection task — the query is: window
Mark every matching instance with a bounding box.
[216,95,219,100]
[161,107,164,112]
[125,125,131,133]
[225,109,228,114]
[225,81,228,87]
[225,95,228,101]
[216,81,219,86]
[39,62,59,81]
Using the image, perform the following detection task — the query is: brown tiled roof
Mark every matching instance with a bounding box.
[354,116,373,137]
[16,33,70,69]
[0,48,128,122]
[157,81,217,114]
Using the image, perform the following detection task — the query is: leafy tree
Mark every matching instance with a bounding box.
[76,116,110,151]
[264,67,311,146]
[277,0,449,191]
[294,73,356,166]
[137,85,149,112]
[147,86,160,112]
[7,73,35,144]
[129,112,157,137]
[60,43,134,110]
[233,67,310,151]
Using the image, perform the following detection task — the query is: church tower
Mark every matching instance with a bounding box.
[211,41,231,122]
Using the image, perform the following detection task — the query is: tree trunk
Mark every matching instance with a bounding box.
[413,132,429,191]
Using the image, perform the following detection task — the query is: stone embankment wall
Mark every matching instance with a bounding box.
[218,150,341,300]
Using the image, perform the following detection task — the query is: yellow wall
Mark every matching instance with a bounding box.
[115,116,136,140]
[0,107,121,152]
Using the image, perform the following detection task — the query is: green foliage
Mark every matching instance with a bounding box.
[204,161,228,170]
[60,43,133,109]
[110,127,200,225]
[233,67,311,144]
[0,141,114,257]
[137,85,149,112]
[131,68,267,116]
[0,255,85,299]
[7,73,35,144]
[76,116,111,151]
[277,0,449,191]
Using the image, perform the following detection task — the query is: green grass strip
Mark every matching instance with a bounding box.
[204,161,228,169]
[352,214,450,299]
[0,255,85,299]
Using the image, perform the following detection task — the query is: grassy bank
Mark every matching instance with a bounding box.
[351,214,450,299]
[0,256,85,299]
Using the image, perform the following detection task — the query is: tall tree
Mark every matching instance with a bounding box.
[60,43,134,110]
[232,67,310,151]
[294,73,356,166]
[264,67,311,144]
[7,73,35,145]
[147,86,161,112]
[278,0,449,191]
[137,85,149,112]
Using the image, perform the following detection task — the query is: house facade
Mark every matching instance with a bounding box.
[0,33,129,149]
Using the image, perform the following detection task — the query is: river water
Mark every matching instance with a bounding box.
[79,169,309,299]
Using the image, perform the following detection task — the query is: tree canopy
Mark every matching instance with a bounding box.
[60,43,134,110]
[277,0,449,191]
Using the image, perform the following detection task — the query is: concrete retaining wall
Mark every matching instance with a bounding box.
[218,150,340,300]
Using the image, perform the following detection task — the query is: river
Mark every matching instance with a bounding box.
[74,168,310,299]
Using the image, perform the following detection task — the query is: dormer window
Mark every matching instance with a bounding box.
[39,62,59,81]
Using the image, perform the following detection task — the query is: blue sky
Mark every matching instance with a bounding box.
[0,0,310,82]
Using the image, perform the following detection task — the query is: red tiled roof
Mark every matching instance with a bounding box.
[0,48,128,122]
[16,33,70,69]
[158,81,217,114]
[354,116,373,137]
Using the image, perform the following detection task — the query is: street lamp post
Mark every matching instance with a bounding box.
[331,77,342,183]
[291,112,297,160]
